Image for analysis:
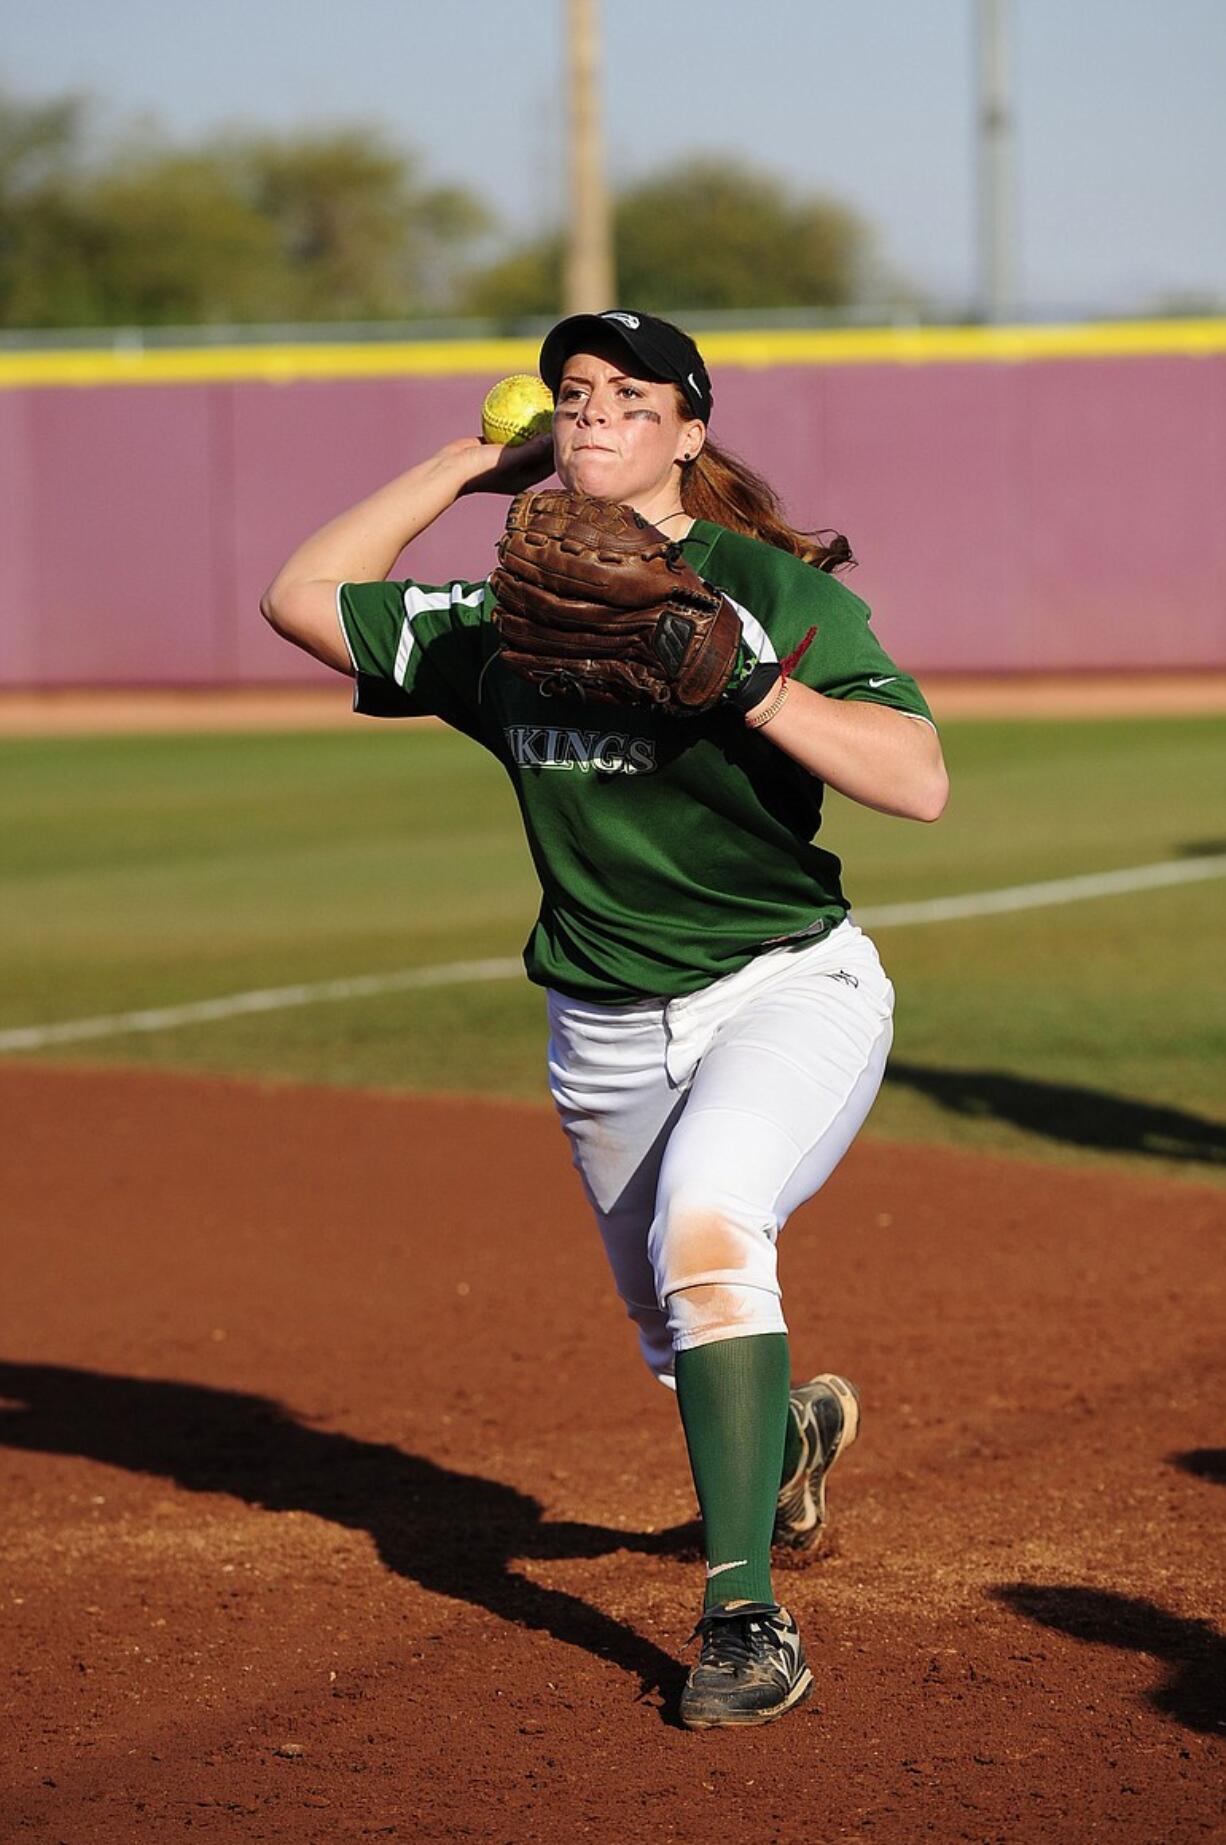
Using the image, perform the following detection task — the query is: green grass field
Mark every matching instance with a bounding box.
[4,715,1224,1181]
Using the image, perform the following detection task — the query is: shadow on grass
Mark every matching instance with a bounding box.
[0,1360,699,1717]
[992,1584,1225,1735]
[886,1063,1226,1169]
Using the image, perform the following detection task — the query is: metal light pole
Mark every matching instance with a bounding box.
[563,0,615,313]
[975,0,1016,323]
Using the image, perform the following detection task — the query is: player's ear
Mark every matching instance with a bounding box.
[677,420,706,466]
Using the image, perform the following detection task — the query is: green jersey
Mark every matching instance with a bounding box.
[339,520,933,1003]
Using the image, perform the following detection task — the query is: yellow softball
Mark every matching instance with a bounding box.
[481,374,555,446]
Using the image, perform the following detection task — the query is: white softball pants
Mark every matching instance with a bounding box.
[546,920,894,1384]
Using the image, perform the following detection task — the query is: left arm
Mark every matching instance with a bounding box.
[743,681,949,821]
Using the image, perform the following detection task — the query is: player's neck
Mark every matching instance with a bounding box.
[632,493,693,538]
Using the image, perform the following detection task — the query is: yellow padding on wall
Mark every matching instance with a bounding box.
[2,318,1225,391]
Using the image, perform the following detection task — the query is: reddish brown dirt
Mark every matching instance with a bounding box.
[3,671,1226,733]
[1,1065,1222,1844]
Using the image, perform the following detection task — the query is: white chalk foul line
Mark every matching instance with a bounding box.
[855,852,1226,928]
[2,855,1223,1056]
[0,958,525,1054]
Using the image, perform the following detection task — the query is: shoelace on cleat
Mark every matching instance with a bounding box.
[693,1612,783,1671]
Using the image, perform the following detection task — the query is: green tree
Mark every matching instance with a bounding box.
[464,235,563,320]
[616,156,868,311]
[230,128,491,319]
[82,149,285,325]
[462,153,874,320]
[0,88,493,328]
[0,90,102,326]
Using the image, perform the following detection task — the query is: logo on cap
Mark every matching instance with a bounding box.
[603,312,641,330]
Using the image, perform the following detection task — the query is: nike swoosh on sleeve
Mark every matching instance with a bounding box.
[867,676,898,688]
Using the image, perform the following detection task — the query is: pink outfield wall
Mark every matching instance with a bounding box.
[2,346,1224,686]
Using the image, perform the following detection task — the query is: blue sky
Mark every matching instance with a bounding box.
[6,0,1224,316]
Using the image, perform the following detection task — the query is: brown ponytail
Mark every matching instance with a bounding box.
[677,413,854,575]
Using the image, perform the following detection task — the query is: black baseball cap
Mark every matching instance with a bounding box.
[539,310,713,423]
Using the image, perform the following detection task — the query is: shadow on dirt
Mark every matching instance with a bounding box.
[1170,1448,1226,1485]
[0,1360,699,1716]
[992,1583,1226,1735]
[886,1063,1226,1169]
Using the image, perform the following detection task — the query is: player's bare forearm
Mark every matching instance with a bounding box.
[746,681,949,821]
[260,436,553,671]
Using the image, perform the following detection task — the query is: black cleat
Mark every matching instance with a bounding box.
[773,1374,861,1553]
[679,1601,813,1730]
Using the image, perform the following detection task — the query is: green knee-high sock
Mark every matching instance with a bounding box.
[674,1332,791,1611]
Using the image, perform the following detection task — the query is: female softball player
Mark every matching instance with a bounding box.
[262,310,948,1729]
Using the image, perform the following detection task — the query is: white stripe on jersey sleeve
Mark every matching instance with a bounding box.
[393,614,415,685]
[393,581,487,686]
[721,593,779,666]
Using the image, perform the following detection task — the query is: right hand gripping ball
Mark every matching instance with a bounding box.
[481,374,555,446]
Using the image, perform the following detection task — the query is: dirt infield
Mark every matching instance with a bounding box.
[2,1065,1222,1843]
[3,672,1226,733]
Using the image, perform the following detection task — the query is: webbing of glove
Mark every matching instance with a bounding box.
[490,490,742,714]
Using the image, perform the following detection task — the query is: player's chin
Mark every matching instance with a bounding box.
[556,452,627,500]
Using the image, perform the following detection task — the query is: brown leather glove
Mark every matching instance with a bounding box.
[489,489,742,714]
